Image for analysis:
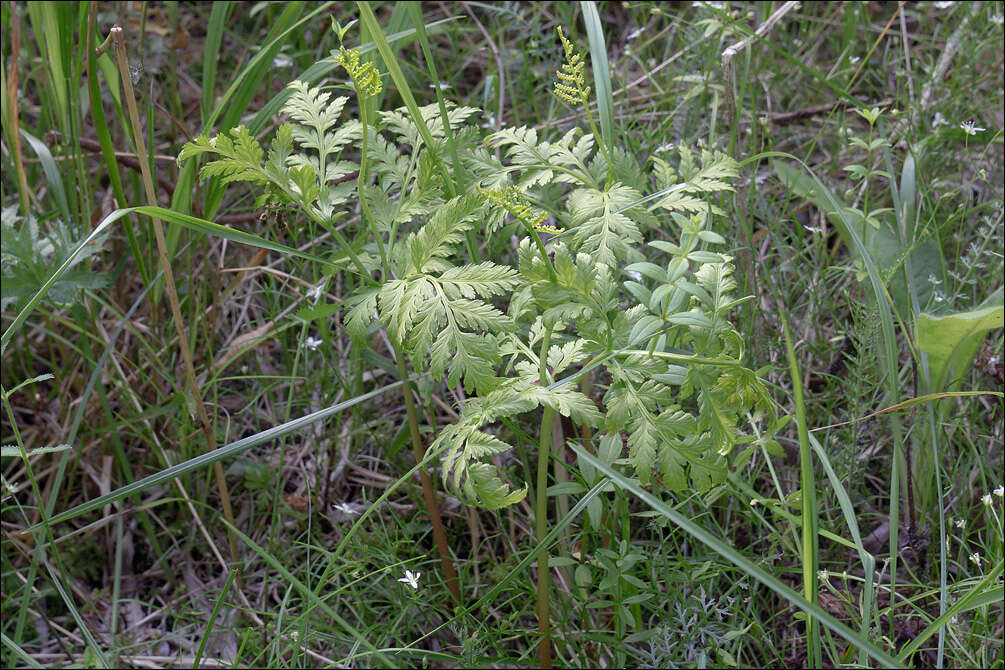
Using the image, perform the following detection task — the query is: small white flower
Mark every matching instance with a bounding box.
[990,14,1004,25]
[653,142,674,153]
[969,552,981,568]
[306,284,323,303]
[960,121,985,135]
[273,55,293,68]
[626,269,643,282]
[982,493,993,506]
[932,111,949,128]
[429,82,452,90]
[928,274,942,285]
[331,502,358,516]
[849,56,861,65]
[398,570,421,589]
[994,485,1004,497]
[955,518,967,529]
[933,1,954,8]
[749,498,759,506]
[304,336,323,352]
[817,570,828,583]
[290,631,300,641]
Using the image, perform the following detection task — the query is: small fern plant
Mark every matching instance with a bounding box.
[177,24,776,655]
[177,25,774,509]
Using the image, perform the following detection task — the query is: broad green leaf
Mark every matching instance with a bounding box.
[916,288,1004,391]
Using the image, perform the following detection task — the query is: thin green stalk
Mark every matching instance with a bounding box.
[781,304,821,668]
[193,568,239,670]
[408,3,464,191]
[408,2,478,261]
[2,383,109,668]
[338,32,461,609]
[108,25,240,570]
[355,86,388,270]
[574,443,901,669]
[536,325,556,669]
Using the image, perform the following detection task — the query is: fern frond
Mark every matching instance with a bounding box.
[439,262,521,299]
[378,102,476,151]
[463,146,510,191]
[378,277,435,344]
[547,338,586,375]
[367,130,411,191]
[463,462,528,510]
[694,260,737,311]
[282,81,350,153]
[652,146,739,217]
[403,193,483,275]
[344,288,380,339]
[485,126,556,189]
[181,126,269,186]
[435,385,538,509]
[520,385,602,428]
[441,297,513,332]
[430,327,500,393]
[568,184,648,266]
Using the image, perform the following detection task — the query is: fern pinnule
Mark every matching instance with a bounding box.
[282,81,355,155]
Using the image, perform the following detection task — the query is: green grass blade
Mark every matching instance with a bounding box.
[781,307,821,667]
[580,1,615,152]
[401,479,607,652]
[24,378,407,532]
[201,2,231,126]
[570,442,901,669]
[217,3,307,134]
[0,205,353,353]
[357,1,456,197]
[220,523,392,667]
[896,560,1004,664]
[18,128,70,222]
[0,632,44,669]
[807,432,876,666]
[203,3,334,133]
[85,9,146,283]
[193,567,239,670]
[25,3,68,130]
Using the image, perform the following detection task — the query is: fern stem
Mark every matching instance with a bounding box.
[536,325,555,668]
[394,347,462,608]
[581,102,615,185]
